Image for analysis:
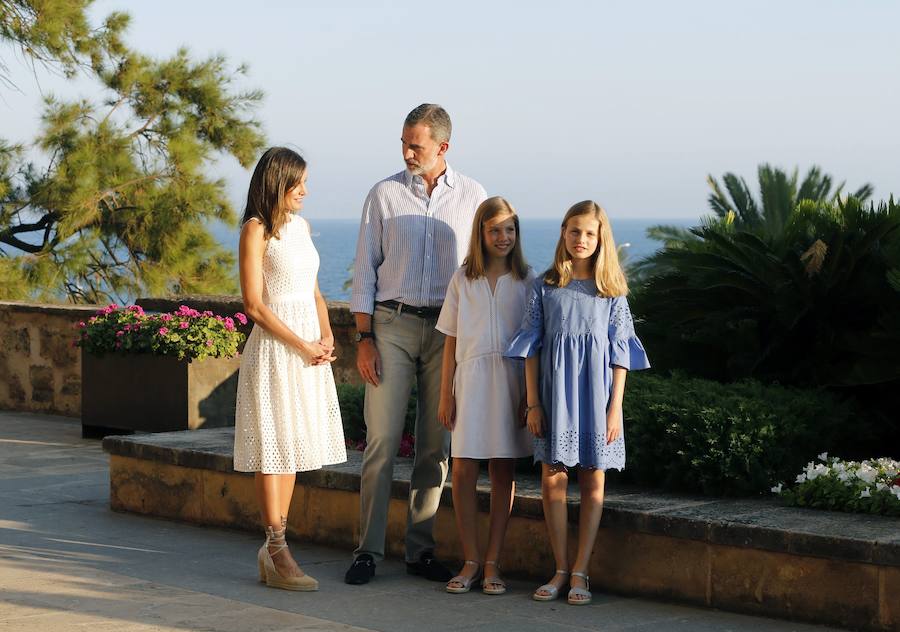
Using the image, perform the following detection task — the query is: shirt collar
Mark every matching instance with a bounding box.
[403,163,456,189]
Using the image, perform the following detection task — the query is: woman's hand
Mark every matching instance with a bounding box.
[298,339,335,365]
[438,394,456,431]
[606,404,623,444]
[313,335,336,365]
[526,404,545,438]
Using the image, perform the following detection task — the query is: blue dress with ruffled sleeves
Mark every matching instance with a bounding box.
[505,277,650,470]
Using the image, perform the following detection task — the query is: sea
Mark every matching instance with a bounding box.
[211,217,696,301]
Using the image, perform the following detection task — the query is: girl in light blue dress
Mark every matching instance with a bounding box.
[505,200,650,606]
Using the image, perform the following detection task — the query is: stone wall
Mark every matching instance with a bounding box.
[0,297,363,417]
[0,301,99,416]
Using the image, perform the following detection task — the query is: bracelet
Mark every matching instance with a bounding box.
[524,404,541,413]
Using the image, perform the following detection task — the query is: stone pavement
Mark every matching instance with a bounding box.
[0,412,843,632]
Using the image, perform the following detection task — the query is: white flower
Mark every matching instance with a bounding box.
[795,473,807,484]
[876,482,887,491]
[771,483,783,494]
[806,464,828,480]
[860,488,871,498]
[857,465,878,484]
[818,452,828,462]
[838,471,850,482]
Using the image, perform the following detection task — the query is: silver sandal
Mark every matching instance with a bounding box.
[446,560,481,594]
[567,571,591,605]
[532,569,569,601]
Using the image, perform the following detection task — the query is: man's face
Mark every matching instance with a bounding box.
[401,124,446,176]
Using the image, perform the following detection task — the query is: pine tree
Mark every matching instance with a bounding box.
[0,1,265,302]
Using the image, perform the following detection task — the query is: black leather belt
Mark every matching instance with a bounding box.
[376,300,442,319]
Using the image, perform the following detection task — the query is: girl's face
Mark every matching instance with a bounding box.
[284,171,308,211]
[563,213,600,260]
[482,214,517,260]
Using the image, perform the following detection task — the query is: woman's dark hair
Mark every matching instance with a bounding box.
[240,147,307,239]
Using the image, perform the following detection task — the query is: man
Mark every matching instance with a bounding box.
[346,104,487,584]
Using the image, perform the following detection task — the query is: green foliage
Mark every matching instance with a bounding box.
[775,456,900,517]
[1,1,265,303]
[0,0,128,80]
[621,372,862,496]
[76,303,247,361]
[632,166,900,396]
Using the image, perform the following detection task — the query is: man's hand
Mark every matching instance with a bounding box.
[356,340,381,386]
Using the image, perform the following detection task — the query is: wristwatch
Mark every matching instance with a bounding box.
[354,331,375,343]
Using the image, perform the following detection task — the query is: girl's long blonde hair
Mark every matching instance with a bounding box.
[544,200,628,297]
[240,147,307,240]
[463,196,529,281]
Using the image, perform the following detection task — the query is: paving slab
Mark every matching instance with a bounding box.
[0,411,845,631]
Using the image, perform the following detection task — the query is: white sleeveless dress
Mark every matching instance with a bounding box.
[233,215,347,473]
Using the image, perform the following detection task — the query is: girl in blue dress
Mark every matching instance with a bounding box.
[506,200,650,605]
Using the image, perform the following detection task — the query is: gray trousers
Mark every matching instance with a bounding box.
[354,304,449,562]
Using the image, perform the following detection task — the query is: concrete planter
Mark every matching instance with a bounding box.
[81,351,241,437]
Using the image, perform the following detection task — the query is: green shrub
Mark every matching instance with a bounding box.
[621,372,860,496]
[774,455,900,516]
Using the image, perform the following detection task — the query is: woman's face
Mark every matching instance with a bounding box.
[563,213,600,260]
[284,170,308,211]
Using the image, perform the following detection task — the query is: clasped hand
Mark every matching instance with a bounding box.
[299,338,336,365]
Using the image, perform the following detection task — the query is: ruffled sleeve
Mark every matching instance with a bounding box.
[436,268,461,337]
[608,296,650,370]
[504,277,544,358]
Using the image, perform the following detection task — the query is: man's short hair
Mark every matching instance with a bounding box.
[404,104,452,143]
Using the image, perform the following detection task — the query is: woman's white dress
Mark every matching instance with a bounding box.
[436,267,534,459]
[233,215,346,473]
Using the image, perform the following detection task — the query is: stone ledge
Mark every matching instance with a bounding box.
[103,428,900,631]
[103,428,900,569]
[0,300,100,316]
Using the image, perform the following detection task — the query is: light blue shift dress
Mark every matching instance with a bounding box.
[505,277,650,470]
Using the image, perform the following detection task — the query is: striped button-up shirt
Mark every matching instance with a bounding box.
[350,164,487,314]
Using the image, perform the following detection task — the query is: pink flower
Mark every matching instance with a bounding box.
[224,317,235,331]
[215,315,224,322]
[158,327,169,336]
[203,310,213,317]
[116,330,124,337]
[177,305,191,315]
[77,321,86,328]
[235,312,248,325]
[161,313,173,322]
[88,316,98,323]
[179,321,189,329]
[115,341,122,348]
[128,305,144,315]
[205,339,214,347]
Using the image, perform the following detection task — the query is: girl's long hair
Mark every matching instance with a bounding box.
[240,147,307,240]
[544,200,628,297]
[463,196,529,281]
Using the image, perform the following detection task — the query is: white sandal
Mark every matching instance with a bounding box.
[532,569,569,601]
[567,571,592,605]
[446,560,481,594]
[482,561,507,595]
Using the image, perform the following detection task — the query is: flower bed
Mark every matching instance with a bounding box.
[772,453,900,516]
[76,304,247,360]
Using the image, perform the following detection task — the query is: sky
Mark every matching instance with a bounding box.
[1,0,898,220]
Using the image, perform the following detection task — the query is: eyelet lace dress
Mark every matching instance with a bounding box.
[234,215,347,473]
[505,278,650,470]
